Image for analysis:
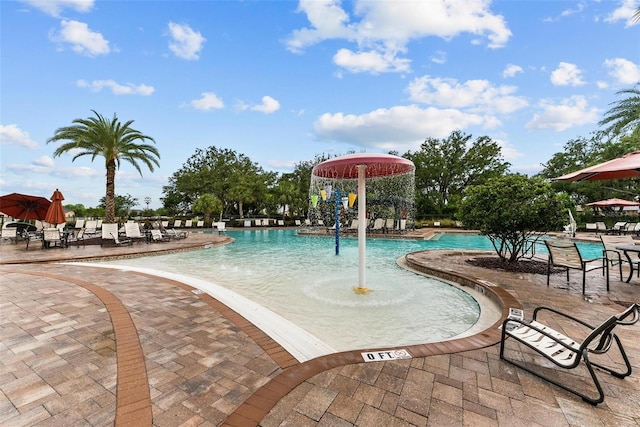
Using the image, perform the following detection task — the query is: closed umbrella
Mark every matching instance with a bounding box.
[0,193,51,220]
[44,189,66,226]
[553,151,640,182]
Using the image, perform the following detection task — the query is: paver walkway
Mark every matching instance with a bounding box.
[1,230,639,426]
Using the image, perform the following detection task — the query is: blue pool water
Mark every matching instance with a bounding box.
[102,230,603,351]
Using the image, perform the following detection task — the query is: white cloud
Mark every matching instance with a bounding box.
[20,0,93,17]
[189,92,224,110]
[502,64,523,78]
[550,62,586,86]
[0,124,39,149]
[430,50,447,65]
[525,95,600,131]
[168,22,206,60]
[333,48,411,74]
[286,0,511,74]
[50,20,110,57]
[33,155,54,167]
[251,96,281,114]
[604,58,640,85]
[407,75,528,114]
[313,105,490,152]
[604,0,640,27]
[76,79,154,95]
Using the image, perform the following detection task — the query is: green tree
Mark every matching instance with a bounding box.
[404,130,509,217]
[193,193,222,223]
[459,174,568,263]
[599,86,640,142]
[64,203,86,218]
[99,194,138,218]
[163,146,272,218]
[47,110,159,223]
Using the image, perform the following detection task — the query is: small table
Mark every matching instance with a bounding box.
[615,245,640,282]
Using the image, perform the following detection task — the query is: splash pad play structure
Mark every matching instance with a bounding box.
[311,153,415,294]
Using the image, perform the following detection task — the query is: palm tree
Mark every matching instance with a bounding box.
[599,86,640,140]
[48,110,160,223]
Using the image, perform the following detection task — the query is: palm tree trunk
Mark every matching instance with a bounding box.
[105,161,116,223]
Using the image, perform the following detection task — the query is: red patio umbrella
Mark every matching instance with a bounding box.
[0,192,51,221]
[553,151,640,182]
[44,189,66,225]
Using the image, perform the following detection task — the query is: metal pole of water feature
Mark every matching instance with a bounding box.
[357,165,367,290]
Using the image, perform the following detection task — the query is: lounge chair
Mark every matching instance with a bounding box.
[545,239,608,294]
[173,219,182,228]
[346,219,358,233]
[74,219,85,229]
[304,219,311,226]
[600,235,639,281]
[277,219,285,226]
[317,219,325,227]
[111,232,132,246]
[1,227,18,244]
[101,223,119,246]
[623,222,637,235]
[596,222,608,234]
[165,228,188,239]
[370,218,385,233]
[66,229,86,247]
[500,303,639,405]
[294,220,302,226]
[84,220,99,238]
[161,220,169,229]
[433,221,441,227]
[184,219,192,228]
[150,229,170,242]
[196,220,204,228]
[384,219,395,233]
[397,219,407,233]
[585,223,597,232]
[609,222,627,235]
[244,220,252,227]
[124,222,146,244]
[216,221,226,234]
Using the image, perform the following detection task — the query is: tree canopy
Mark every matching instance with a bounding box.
[459,174,568,262]
[403,130,510,217]
[47,110,159,222]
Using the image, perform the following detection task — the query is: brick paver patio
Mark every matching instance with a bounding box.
[1,230,638,426]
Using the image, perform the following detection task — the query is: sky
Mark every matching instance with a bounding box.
[1,0,639,210]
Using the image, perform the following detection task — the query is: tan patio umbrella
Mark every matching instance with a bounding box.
[553,151,640,182]
[44,189,66,226]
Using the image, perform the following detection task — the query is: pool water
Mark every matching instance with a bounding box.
[100,230,603,352]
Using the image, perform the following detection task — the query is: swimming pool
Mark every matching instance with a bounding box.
[91,230,603,356]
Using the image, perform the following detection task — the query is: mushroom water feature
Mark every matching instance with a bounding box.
[311,153,415,294]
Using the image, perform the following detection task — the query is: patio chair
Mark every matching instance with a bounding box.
[500,303,639,405]
[600,235,639,281]
[23,231,43,250]
[43,228,63,249]
[544,239,608,294]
